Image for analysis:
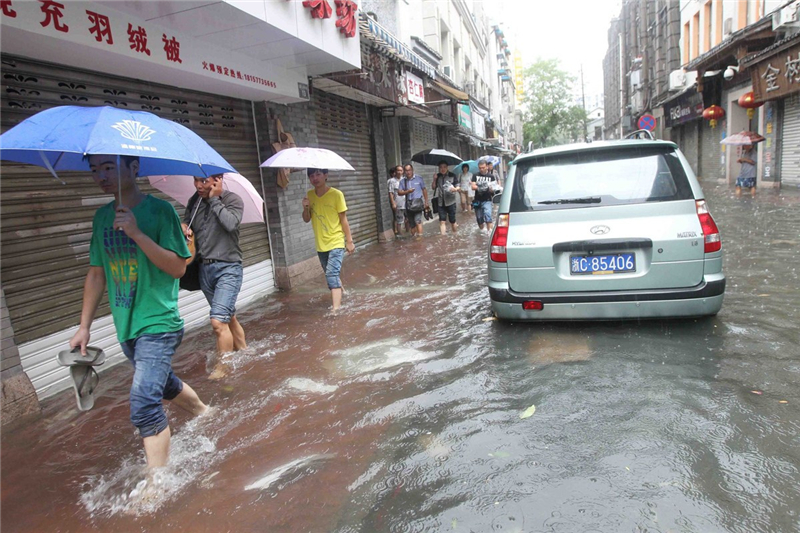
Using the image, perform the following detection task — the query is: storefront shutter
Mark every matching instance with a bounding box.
[780,94,800,187]
[313,90,379,246]
[0,54,271,346]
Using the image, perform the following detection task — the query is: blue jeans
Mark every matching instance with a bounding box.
[200,261,243,323]
[475,201,493,225]
[318,248,344,289]
[120,329,184,438]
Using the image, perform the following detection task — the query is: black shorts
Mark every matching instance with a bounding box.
[438,202,457,223]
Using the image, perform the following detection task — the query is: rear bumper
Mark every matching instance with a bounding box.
[489,278,725,320]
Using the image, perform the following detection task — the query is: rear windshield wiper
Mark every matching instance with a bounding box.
[538,196,601,205]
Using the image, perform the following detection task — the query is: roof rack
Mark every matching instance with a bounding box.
[625,129,655,140]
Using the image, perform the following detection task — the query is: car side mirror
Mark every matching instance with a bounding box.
[492,194,501,204]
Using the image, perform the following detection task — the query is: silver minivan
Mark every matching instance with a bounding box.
[488,140,725,320]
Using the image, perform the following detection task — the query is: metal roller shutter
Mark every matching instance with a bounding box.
[313,90,378,246]
[1,54,270,345]
[780,94,800,187]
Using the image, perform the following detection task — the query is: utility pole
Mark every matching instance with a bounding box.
[580,64,588,142]
[618,32,624,139]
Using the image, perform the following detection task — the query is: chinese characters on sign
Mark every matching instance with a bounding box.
[162,34,182,63]
[762,64,780,93]
[405,71,424,104]
[202,61,277,88]
[40,0,68,32]
[334,0,357,38]
[1,0,17,18]
[86,10,113,44]
[302,0,332,19]
[750,43,800,101]
[127,24,150,55]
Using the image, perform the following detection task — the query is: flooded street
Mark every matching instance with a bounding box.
[2,182,800,533]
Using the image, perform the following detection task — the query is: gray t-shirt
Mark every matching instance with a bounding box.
[388,177,405,209]
[185,189,244,262]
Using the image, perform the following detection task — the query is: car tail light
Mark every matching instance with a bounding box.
[696,200,721,253]
[522,301,543,311]
[490,214,509,263]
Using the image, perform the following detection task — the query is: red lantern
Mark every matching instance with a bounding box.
[702,105,725,128]
[738,91,763,120]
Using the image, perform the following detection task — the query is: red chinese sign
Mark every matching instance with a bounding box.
[302,0,332,19]
[127,24,150,55]
[86,10,113,44]
[162,34,182,63]
[39,0,68,32]
[202,61,277,88]
[334,0,357,38]
[1,0,17,18]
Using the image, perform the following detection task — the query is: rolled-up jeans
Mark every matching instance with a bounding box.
[120,329,184,438]
[199,261,243,323]
[318,247,345,289]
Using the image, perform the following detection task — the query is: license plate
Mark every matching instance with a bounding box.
[570,253,636,275]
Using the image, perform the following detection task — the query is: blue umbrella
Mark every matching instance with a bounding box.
[0,106,236,181]
[461,159,479,174]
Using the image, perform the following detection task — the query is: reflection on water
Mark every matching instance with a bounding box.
[2,184,799,532]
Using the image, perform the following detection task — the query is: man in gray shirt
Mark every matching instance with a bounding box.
[184,174,246,379]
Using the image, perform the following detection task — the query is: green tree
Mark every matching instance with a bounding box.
[521,58,588,148]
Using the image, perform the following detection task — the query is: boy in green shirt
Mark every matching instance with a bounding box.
[301,168,355,312]
[69,155,209,476]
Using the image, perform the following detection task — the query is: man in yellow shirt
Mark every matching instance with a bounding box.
[302,168,356,312]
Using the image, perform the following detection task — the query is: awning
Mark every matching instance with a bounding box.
[432,80,469,102]
[363,15,437,78]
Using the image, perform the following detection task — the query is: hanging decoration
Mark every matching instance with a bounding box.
[702,105,725,128]
[737,92,763,120]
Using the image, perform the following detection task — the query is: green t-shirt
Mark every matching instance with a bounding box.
[89,195,191,342]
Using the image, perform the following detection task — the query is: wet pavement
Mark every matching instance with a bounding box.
[2,182,800,533]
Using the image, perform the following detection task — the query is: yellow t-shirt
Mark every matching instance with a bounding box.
[308,187,347,252]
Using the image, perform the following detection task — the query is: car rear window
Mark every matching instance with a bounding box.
[509,146,694,212]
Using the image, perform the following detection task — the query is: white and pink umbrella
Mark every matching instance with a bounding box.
[146,173,265,224]
[260,147,354,171]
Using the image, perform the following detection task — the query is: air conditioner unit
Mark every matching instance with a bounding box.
[773,0,800,30]
[442,65,452,78]
[723,17,733,36]
[669,69,686,90]
[465,82,475,94]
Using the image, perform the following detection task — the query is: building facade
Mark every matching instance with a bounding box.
[603,0,683,141]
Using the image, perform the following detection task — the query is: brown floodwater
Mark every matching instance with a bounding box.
[2,183,800,532]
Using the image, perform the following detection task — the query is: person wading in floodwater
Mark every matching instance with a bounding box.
[302,168,355,313]
[70,155,209,488]
[183,173,247,380]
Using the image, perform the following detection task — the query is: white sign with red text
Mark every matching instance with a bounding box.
[405,71,425,104]
[0,0,310,103]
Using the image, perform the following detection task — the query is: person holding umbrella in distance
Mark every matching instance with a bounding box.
[302,168,356,313]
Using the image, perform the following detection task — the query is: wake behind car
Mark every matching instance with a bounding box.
[488,139,725,321]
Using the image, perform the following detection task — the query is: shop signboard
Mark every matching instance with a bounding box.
[473,110,486,139]
[0,0,337,103]
[663,89,704,128]
[329,42,402,104]
[405,71,425,104]
[750,42,800,102]
[458,104,472,129]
